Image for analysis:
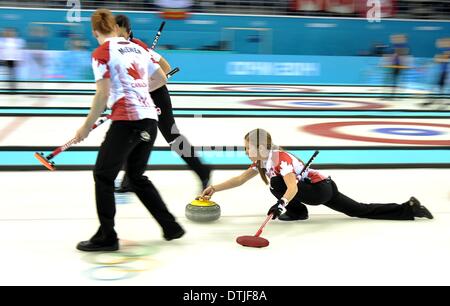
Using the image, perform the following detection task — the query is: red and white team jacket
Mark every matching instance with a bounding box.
[92,37,160,121]
[130,38,162,63]
[250,150,327,184]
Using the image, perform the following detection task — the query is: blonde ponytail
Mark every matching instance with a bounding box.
[245,128,272,185]
[257,160,269,185]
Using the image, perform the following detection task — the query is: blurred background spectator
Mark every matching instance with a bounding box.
[0,27,25,92]
[0,0,447,19]
[65,33,90,51]
[27,24,49,50]
[0,0,447,91]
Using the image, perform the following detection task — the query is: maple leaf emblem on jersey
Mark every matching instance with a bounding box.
[279,161,294,176]
[127,62,145,80]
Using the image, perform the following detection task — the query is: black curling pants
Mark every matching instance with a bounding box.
[92,119,182,244]
[120,85,210,189]
[269,176,415,220]
[152,85,211,182]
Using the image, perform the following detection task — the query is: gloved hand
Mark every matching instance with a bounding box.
[267,199,287,220]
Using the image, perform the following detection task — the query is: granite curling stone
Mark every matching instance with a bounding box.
[185,199,221,222]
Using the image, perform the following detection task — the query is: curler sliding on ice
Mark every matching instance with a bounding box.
[199,129,433,249]
[237,150,319,248]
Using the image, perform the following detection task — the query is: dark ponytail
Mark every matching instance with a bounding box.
[115,14,133,39]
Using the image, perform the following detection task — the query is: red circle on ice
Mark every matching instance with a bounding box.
[213,85,320,92]
[243,98,386,110]
[301,121,450,145]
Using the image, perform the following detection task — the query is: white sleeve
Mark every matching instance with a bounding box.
[92,58,110,81]
[148,49,162,62]
[148,57,161,77]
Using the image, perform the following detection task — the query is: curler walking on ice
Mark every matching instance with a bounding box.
[75,9,184,252]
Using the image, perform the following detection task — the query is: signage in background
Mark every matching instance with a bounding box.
[357,0,395,18]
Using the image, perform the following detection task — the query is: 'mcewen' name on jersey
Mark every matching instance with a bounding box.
[118,46,142,55]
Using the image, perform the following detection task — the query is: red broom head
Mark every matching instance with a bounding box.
[236,235,269,248]
[34,152,55,171]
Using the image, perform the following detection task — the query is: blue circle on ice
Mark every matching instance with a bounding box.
[248,87,284,91]
[373,128,443,136]
[291,101,337,107]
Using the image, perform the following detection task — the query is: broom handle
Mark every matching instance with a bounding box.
[151,21,165,50]
[255,214,273,237]
[46,115,111,159]
[253,150,320,237]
